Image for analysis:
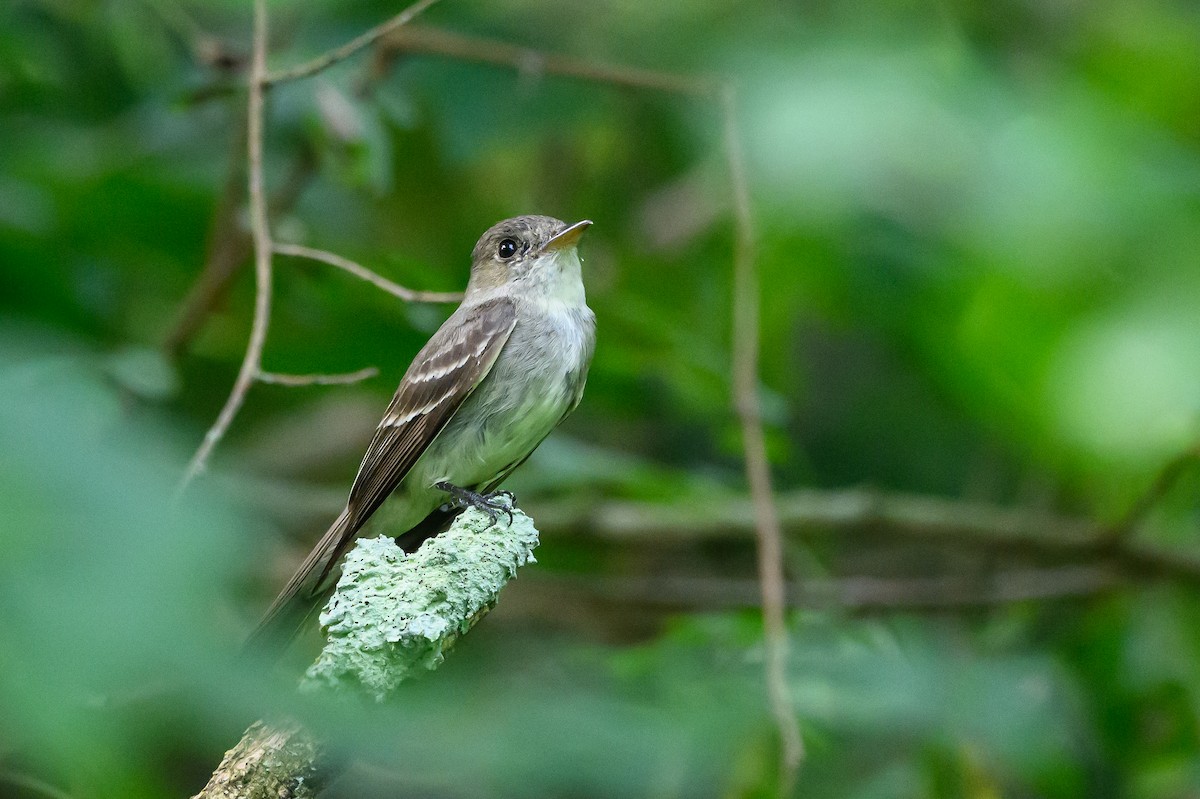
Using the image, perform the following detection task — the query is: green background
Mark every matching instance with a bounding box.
[3,0,1200,796]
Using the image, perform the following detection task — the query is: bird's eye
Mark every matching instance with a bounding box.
[497,238,519,259]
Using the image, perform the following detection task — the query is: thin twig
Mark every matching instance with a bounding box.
[722,85,803,789]
[264,0,447,87]
[273,243,462,303]
[373,26,718,97]
[1107,442,1200,542]
[257,367,379,386]
[177,0,273,494]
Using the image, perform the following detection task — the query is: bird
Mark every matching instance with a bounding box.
[247,215,595,653]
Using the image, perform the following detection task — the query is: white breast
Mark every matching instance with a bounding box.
[410,297,595,495]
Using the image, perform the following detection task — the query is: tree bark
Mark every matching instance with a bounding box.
[191,720,323,799]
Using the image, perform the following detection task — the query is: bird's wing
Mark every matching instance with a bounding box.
[342,295,517,543]
[246,297,516,652]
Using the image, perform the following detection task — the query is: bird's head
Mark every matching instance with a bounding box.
[465,215,591,304]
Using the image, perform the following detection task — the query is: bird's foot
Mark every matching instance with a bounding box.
[434,482,516,527]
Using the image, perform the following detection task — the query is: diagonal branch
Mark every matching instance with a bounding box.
[263,0,446,87]
[272,243,462,304]
[175,13,465,493]
[371,26,718,96]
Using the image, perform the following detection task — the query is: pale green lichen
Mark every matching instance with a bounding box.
[300,500,539,701]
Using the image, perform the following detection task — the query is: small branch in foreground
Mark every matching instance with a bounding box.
[264,0,446,87]
[257,368,379,387]
[197,503,538,795]
[177,0,274,495]
[191,720,323,799]
[272,243,462,304]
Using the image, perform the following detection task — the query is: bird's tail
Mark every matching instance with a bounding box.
[243,507,355,657]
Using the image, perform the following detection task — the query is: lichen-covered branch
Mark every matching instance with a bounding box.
[303,502,540,700]
[195,502,539,796]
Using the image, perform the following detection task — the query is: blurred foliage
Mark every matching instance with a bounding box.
[3,0,1200,797]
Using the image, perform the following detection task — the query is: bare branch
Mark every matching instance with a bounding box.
[554,564,1120,612]
[530,487,1200,586]
[272,242,462,304]
[531,489,1100,546]
[722,85,803,788]
[177,0,274,494]
[264,0,447,87]
[373,26,718,97]
[257,367,379,386]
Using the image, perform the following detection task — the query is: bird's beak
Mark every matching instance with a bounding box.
[541,220,592,253]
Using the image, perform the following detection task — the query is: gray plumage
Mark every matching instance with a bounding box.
[247,215,595,652]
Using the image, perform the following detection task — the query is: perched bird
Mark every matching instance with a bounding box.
[248,215,595,651]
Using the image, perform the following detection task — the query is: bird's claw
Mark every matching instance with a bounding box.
[435,482,516,527]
